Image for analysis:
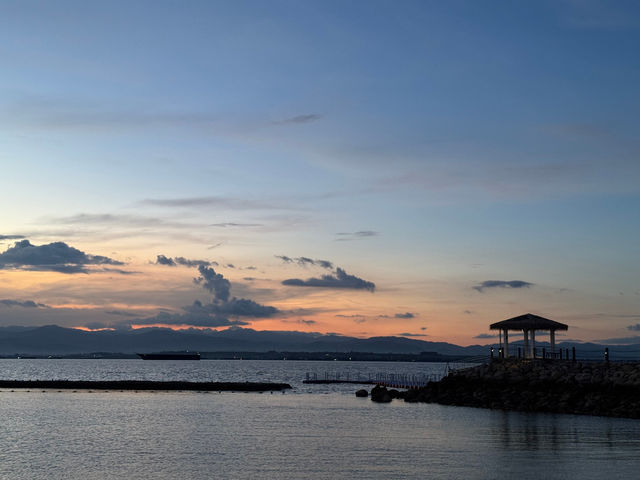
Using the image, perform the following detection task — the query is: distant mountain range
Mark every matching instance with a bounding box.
[0,325,635,360]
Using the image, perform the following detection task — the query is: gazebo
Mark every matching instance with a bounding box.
[490,313,568,359]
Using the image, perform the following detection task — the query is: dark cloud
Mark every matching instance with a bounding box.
[243,277,256,281]
[473,280,534,292]
[335,231,378,241]
[0,299,49,308]
[245,266,257,270]
[134,311,249,328]
[627,324,640,331]
[176,257,213,268]
[0,235,25,240]
[0,240,124,274]
[395,312,416,319]
[156,255,213,268]
[463,310,474,314]
[274,114,322,125]
[275,255,333,270]
[226,264,236,269]
[156,255,176,266]
[397,332,428,337]
[186,299,277,318]
[298,319,316,325]
[420,326,427,331]
[194,265,231,302]
[283,267,375,292]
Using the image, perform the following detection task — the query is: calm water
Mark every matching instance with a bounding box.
[0,360,638,479]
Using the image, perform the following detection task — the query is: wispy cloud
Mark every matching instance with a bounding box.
[557,0,640,30]
[474,333,499,339]
[335,231,378,241]
[104,310,140,318]
[473,280,534,292]
[140,196,286,210]
[210,223,263,228]
[273,114,322,125]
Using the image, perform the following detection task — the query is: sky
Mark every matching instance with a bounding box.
[0,0,639,346]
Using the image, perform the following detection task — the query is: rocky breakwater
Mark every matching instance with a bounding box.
[380,360,640,418]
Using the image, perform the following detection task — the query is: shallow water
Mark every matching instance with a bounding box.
[0,360,638,479]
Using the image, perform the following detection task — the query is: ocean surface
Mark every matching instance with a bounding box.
[1,359,638,479]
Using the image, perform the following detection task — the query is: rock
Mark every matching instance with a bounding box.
[370,385,393,403]
[355,389,368,398]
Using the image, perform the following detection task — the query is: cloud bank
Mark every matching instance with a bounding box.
[135,265,278,328]
[0,299,50,308]
[0,240,124,274]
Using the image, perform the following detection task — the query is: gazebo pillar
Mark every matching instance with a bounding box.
[503,329,509,358]
[531,330,536,358]
[523,329,530,358]
[550,329,556,354]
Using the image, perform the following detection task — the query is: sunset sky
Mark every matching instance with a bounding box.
[1,0,639,346]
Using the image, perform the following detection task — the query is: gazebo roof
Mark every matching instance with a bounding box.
[490,313,568,331]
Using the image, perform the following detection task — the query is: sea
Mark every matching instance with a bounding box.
[0,359,638,479]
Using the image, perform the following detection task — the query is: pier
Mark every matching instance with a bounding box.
[304,361,486,389]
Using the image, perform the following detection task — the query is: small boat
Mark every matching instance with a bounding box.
[136,352,201,360]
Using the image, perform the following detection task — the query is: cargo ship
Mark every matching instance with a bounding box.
[136,352,201,360]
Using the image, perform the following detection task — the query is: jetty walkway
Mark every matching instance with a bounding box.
[304,357,487,389]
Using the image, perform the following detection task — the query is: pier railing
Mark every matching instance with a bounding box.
[304,360,486,389]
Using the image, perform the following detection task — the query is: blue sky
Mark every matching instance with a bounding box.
[0,0,639,344]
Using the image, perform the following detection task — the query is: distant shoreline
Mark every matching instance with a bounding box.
[5,351,478,362]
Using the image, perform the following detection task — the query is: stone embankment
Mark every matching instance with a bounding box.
[371,360,640,418]
[0,380,292,392]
